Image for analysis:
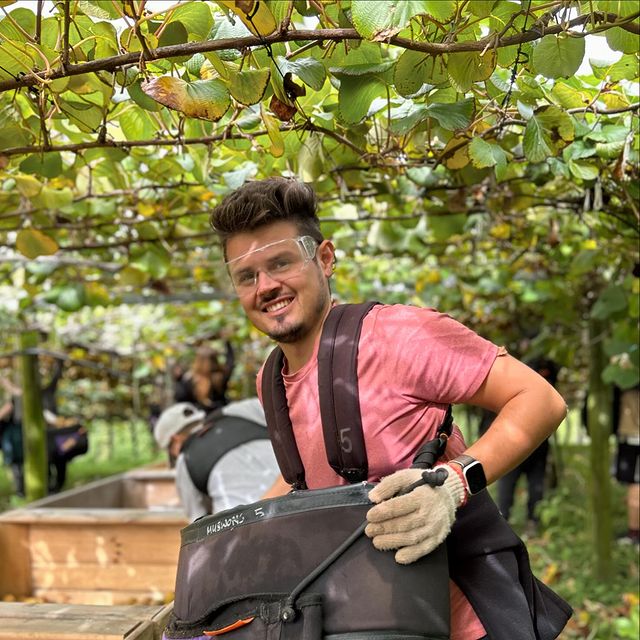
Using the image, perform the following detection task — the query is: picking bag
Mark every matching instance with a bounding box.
[164,483,450,640]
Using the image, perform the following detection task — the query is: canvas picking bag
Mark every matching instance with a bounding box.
[163,483,450,640]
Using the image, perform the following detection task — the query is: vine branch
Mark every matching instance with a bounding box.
[0,10,637,93]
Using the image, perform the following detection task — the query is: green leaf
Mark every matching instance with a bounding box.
[591,285,627,319]
[0,7,35,39]
[423,0,457,22]
[298,132,324,181]
[33,187,74,209]
[590,54,640,81]
[119,105,157,140]
[605,27,639,54]
[168,2,213,40]
[337,75,387,124]
[428,213,467,241]
[78,0,121,19]
[468,1,498,18]
[277,56,326,91]
[157,21,189,58]
[19,153,63,178]
[394,50,447,96]
[532,34,585,79]
[523,106,574,162]
[132,245,171,279]
[469,137,508,180]
[330,61,395,78]
[56,284,86,312]
[59,99,104,133]
[595,140,625,159]
[0,123,30,150]
[448,50,497,92]
[602,363,640,389]
[367,220,405,251]
[207,16,249,61]
[568,159,599,181]
[523,117,554,163]
[16,229,59,259]
[228,68,271,105]
[352,0,435,39]
[426,98,474,130]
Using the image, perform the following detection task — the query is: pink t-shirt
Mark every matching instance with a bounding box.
[258,304,499,640]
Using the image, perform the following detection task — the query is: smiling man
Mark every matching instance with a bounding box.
[209,177,571,640]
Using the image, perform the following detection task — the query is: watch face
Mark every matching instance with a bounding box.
[464,460,486,494]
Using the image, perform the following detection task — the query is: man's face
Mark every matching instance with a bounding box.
[225,221,334,344]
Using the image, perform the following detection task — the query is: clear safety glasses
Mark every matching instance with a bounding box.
[225,235,319,294]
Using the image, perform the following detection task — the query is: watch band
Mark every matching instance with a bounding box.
[450,454,487,495]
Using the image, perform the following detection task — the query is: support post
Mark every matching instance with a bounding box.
[19,330,48,501]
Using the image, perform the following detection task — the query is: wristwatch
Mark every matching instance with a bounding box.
[450,454,486,495]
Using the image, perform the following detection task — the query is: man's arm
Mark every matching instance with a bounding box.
[365,353,567,565]
[464,353,567,485]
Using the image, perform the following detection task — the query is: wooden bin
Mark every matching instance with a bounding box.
[0,470,187,606]
[0,601,173,640]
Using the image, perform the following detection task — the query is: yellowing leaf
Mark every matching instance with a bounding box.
[490,223,511,239]
[541,562,559,585]
[119,265,148,286]
[16,229,59,259]
[137,202,156,217]
[141,77,231,121]
[216,0,277,36]
[442,137,470,169]
[261,104,284,157]
[15,174,43,198]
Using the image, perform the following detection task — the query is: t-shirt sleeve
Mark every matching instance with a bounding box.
[363,304,499,404]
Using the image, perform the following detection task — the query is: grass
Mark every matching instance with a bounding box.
[503,445,640,640]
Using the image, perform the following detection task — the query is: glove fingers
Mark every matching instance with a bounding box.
[367,491,430,523]
[369,523,436,551]
[368,469,422,503]
[365,509,427,537]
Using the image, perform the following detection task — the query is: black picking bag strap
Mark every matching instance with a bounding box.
[262,347,307,490]
[318,301,379,483]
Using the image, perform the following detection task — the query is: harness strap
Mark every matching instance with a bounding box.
[318,302,378,483]
[182,414,270,494]
[262,347,307,490]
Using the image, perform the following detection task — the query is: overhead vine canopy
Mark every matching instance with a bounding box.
[0,0,638,382]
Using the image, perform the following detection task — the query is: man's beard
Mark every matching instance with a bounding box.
[266,281,330,344]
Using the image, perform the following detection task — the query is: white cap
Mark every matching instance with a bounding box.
[153,402,206,449]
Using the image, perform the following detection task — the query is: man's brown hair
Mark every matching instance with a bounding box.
[209,177,323,258]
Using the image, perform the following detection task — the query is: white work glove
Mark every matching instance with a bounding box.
[365,465,467,565]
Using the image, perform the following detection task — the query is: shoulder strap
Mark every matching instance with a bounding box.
[182,415,270,493]
[262,347,307,490]
[318,301,378,482]
[262,300,453,487]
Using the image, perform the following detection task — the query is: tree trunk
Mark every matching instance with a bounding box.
[19,331,48,501]
[587,316,613,582]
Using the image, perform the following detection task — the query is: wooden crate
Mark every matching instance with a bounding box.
[0,601,172,640]
[0,471,187,605]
